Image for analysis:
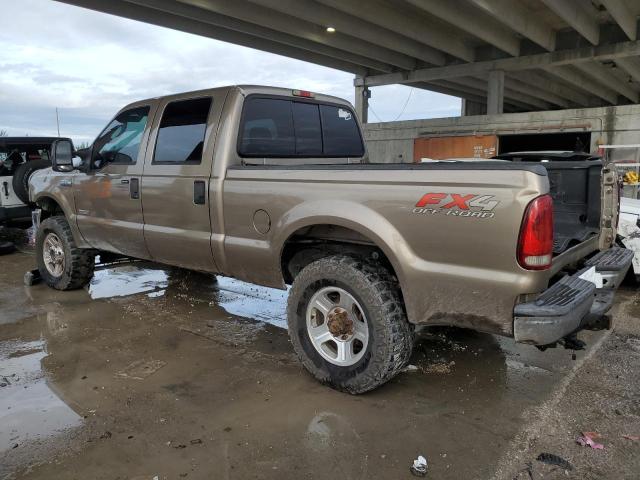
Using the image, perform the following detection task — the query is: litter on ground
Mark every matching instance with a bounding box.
[410,455,428,477]
[536,452,573,471]
[576,432,604,450]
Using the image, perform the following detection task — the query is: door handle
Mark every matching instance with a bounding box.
[193,181,206,205]
[2,181,8,198]
[121,179,130,184]
[130,178,140,199]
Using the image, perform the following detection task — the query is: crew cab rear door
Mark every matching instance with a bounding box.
[140,90,226,271]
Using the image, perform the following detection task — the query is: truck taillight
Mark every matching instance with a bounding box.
[517,195,554,270]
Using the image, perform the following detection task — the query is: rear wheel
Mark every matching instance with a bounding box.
[36,216,95,290]
[287,254,413,394]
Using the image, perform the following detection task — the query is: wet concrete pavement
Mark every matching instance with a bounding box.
[1,251,639,479]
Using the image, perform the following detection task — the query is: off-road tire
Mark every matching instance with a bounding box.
[287,254,413,394]
[12,159,51,204]
[36,216,95,290]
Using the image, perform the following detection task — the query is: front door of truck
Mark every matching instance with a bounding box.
[140,91,225,271]
[74,101,157,258]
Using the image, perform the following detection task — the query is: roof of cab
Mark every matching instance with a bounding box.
[136,85,352,107]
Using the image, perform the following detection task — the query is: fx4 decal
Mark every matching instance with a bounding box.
[413,193,499,219]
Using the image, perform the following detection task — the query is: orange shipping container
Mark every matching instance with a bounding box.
[413,135,498,162]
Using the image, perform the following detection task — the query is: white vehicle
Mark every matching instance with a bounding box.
[619,197,640,281]
[0,137,56,224]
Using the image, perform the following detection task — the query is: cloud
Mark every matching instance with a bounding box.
[0,0,460,143]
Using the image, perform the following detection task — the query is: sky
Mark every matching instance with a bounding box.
[0,0,461,144]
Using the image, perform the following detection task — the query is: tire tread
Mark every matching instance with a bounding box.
[37,216,94,290]
[287,254,413,394]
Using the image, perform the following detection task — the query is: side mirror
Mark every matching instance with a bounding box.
[51,138,75,172]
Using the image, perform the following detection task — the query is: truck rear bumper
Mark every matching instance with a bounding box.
[513,247,633,345]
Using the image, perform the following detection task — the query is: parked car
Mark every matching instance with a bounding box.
[0,137,57,224]
[28,86,632,393]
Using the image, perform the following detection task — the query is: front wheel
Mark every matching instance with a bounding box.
[36,216,95,290]
[287,254,413,394]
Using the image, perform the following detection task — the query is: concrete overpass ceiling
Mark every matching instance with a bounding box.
[55,0,640,115]
[616,56,640,83]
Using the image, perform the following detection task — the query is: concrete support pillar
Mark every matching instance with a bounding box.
[487,70,505,115]
[462,99,486,116]
[354,78,370,124]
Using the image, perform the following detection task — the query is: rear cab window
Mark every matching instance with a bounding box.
[238,96,364,159]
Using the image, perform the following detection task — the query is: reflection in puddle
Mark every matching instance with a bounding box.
[87,263,288,329]
[214,277,287,329]
[0,339,81,452]
[89,266,168,299]
[85,264,572,387]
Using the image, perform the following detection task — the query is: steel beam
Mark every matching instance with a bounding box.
[600,0,637,40]
[358,40,640,87]
[315,0,475,61]
[541,0,600,45]
[404,0,520,56]
[55,0,371,75]
[468,0,556,51]
[573,61,639,103]
[544,65,618,104]
[247,0,446,66]
[616,57,640,83]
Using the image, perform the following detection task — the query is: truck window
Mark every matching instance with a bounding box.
[239,98,295,156]
[238,96,363,158]
[293,102,322,155]
[93,106,150,167]
[319,105,364,157]
[153,97,212,164]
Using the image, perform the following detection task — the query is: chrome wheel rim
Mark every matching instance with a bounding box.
[42,233,65,277]
[306,286,369,367]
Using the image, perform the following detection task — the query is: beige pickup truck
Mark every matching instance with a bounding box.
[29,85,632,393]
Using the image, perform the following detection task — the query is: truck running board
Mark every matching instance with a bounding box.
[585,246,634,289]
[585,246,634,272]
[515,275,596,318]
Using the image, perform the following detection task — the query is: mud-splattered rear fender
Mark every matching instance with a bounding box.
[272,200,416,314]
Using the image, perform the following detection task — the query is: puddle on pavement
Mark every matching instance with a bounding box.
[89,265,169,299]
[85,263,581,379]
[88,263,288,329]
[0,338,82,453]
[0,253,619,480]
[212,277,288,329]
